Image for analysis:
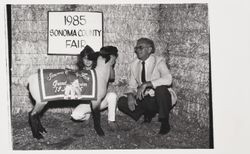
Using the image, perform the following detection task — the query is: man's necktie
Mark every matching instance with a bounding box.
[141,61,146,83]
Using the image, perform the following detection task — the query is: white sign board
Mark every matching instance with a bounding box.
[48,11,103,54]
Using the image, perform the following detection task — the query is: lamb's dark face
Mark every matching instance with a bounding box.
[109,55,117,66]
[99,46,118,64]
[101,53,118,65]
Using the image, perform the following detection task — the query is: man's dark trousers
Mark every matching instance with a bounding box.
[117,85,172,123]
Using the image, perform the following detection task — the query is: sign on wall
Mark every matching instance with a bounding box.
[48,11,103,55]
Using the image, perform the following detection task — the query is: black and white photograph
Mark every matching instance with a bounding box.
[7,3,212,150]
[0,0,250,153]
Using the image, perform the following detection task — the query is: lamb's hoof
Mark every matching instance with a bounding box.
[38,122,47,133]
[33,131,44,140]
[94,126,105,136]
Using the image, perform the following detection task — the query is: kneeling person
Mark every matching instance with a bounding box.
[69,45,118,130]
[118,38,177,135]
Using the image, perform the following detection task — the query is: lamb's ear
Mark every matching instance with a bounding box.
[109,55,116,66]
[88,52,100,61]
[104,54,111,63]
[99,51,111,63]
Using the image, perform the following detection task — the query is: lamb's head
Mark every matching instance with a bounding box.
[88,46,118,66]
[99,46,118,64]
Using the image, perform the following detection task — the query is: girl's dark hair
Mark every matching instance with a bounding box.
[76,45,97,70]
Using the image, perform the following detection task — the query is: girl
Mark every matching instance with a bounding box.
[71,45,118,130]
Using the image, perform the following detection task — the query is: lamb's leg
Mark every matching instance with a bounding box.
[29,111,44,139]
[37,114,47,133]
[90,103,104,136]
[28,102,47,139]
[28,73,48,139]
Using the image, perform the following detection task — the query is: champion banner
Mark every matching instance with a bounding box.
[38,69,97,102]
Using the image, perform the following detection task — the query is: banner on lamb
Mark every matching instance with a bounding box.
[38,68,97,102]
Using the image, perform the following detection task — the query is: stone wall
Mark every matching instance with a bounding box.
[10,4,210,127]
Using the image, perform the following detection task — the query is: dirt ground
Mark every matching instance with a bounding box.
[11,111,211,150]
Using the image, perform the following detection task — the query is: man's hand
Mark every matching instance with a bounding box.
[127,93,137,111]
[136,81,153,100]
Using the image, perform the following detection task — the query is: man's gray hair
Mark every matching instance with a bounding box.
[137,37,155,53]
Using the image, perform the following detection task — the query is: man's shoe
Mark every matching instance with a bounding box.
[142,116,152,123]
[158,122,170,135]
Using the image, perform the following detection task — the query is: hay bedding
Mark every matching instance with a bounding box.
[12,112,210,150]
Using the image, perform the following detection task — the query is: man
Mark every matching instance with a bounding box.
[117,38,177,135]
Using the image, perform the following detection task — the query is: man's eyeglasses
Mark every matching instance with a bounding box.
[134,46,150,51]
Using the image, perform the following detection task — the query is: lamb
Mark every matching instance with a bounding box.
[27,46,118,139]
